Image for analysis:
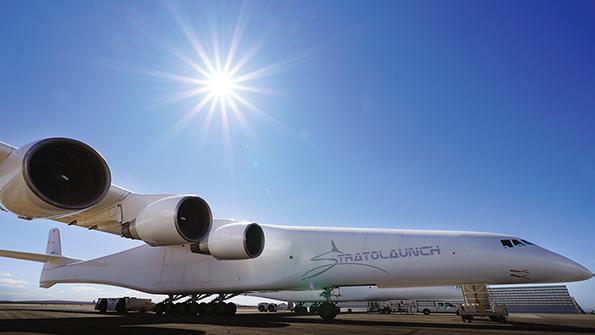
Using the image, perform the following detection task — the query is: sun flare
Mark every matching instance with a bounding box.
[134,2,305,150]
[207,72,235,99]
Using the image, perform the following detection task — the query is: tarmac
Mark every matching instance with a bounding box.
[0,303,594,335]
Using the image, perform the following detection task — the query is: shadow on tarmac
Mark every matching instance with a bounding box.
[0,309,594,335]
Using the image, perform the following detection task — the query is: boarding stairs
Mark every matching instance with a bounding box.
[458,284,508,322]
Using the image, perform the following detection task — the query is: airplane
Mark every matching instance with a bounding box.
[250,285,462,314]
[0,137,592,320]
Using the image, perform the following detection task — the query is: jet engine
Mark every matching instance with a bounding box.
[191,221,265,260]
[0,138,111,218]
[121,195,212,246]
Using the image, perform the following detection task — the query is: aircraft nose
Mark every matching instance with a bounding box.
[538,249,592,282]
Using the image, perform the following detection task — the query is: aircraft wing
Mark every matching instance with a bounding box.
[53,187,170,236]
[0,138,212,245]
[0,137,265,259]
[1,139,167,236]
[0,141,14,166]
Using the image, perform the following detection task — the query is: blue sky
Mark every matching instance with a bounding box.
[0,0,594,308]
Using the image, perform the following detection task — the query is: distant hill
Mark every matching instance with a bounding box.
[0,300,94,305]
[0,300,257,307]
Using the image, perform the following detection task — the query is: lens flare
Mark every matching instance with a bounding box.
[139,1,299,148]
[208,72,235,99]
[123,1,318,160]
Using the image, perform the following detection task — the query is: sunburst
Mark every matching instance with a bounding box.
[137,1,299,150]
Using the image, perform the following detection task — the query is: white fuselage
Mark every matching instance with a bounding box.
[40,220,592,294]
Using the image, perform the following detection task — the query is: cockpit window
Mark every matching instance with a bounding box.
[501,238,533,248]
[500,240,513,248]
[512,239,524,246]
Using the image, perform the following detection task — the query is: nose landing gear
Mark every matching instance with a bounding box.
[318,301,339,321]
[317,287,339,321]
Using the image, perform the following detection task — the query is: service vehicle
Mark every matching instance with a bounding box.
[457,303,508,323]
[95,297,153,313]
[416,301,458,315]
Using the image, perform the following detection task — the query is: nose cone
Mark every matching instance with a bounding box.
[535,248,592,283]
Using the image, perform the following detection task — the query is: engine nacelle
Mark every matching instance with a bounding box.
[191,222,265,260]
[122,195,212,246]
[0,138,111,218]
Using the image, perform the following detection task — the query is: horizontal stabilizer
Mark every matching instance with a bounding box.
[0,249,81,264]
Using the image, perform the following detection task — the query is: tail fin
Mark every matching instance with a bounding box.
[43,228,64,273]
[45,228,62,256]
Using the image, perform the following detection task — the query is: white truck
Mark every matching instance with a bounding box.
[95,297,153,313]
[416,301,458,315]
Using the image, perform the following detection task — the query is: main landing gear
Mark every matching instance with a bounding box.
[154,293,238,316]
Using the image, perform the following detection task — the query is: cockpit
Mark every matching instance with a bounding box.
[500,238,534,248]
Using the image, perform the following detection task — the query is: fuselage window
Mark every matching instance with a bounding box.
[500,240,513,248]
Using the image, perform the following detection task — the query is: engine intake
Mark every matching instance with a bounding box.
[191,222,265,260]
[23,138,111,210]
[0,137,112,218]
[122,195,212,246]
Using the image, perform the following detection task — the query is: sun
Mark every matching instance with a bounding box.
[135,2,302,149]
[154,2,278,136]
[206,72,235,99]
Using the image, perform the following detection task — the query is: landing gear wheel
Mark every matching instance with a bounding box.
[318,302,338,321]
[188,302,198,315]
[178,303,190,315]
[225,302,237,315]
[197,302,207,315]
[174,303,184,314]
[204,303,215,316]
[115,298,126,314]
[98,299,107,313]
[164,302,175,315]
[215,303,227,315]
[258,305,266,312]
[268,304,276,312]
[154,302,164,315]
